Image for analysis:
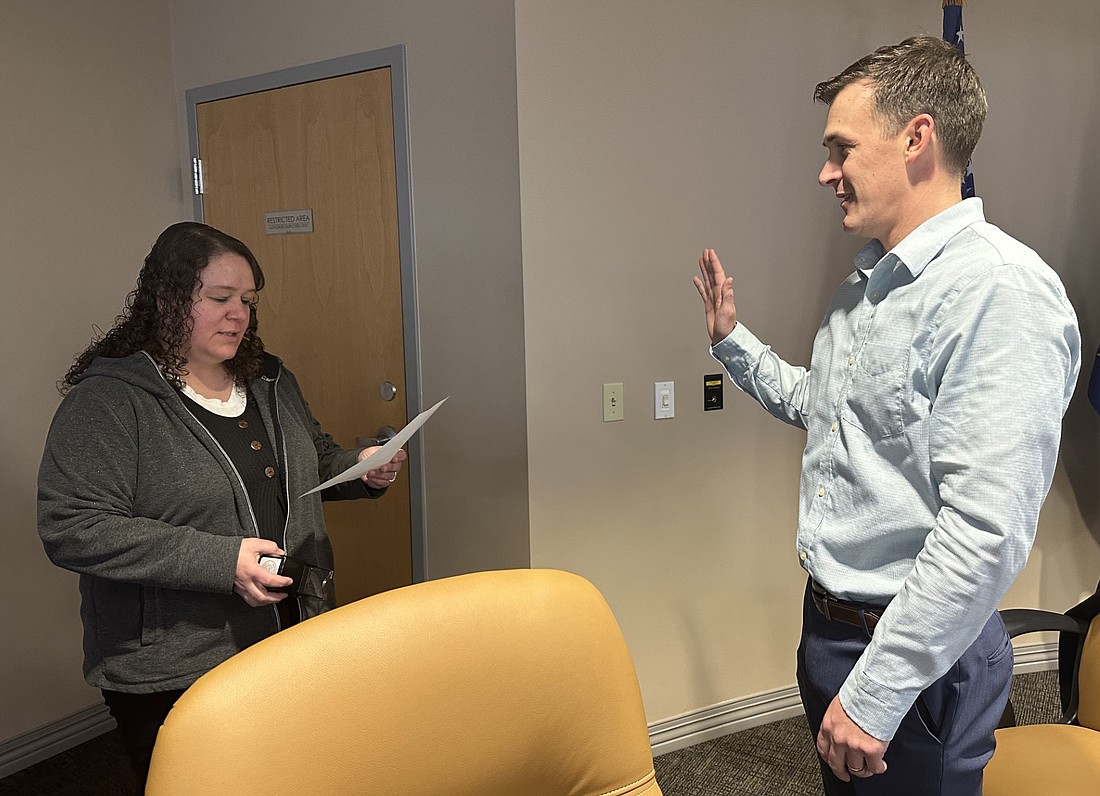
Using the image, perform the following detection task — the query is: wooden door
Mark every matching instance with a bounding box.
[196,67,411,603]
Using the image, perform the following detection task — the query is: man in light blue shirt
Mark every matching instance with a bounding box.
[694,36,1080,795]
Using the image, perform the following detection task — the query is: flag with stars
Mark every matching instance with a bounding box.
[1089,344,1100,416]
[943,1,976,198]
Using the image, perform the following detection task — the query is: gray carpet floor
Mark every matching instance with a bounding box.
[655,714,825,795]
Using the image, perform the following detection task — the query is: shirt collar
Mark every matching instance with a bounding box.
[854,197,986,279]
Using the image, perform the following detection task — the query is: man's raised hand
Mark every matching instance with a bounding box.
[693,248,738,344]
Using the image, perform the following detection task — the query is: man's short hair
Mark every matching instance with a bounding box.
[813,35,987,177]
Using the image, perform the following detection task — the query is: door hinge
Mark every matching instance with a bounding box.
[192,157,205,195]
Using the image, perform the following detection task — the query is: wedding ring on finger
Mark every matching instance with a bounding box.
[846,762,866,774]
[387,472,397,482]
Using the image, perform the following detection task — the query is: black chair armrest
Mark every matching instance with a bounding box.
[997,608,1092,726]
[1000,608,1090,639]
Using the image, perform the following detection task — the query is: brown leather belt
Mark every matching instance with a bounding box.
[811,580,884,632]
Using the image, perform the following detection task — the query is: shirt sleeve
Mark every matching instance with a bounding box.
[710,323,811,430]
[37,387,241,593]
[838,263,1081,741]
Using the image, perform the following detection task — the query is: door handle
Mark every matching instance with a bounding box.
[380,381,398,401]
[356,426,398,448]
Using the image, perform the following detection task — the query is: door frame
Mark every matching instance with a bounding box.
[185,45,426,584]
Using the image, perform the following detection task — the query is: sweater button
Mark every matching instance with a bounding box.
[251,440,262,451]
[237,419,249,429]
[264,467,276,478]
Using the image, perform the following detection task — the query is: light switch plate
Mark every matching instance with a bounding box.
[654,381,674,419]
[603,382,624,422]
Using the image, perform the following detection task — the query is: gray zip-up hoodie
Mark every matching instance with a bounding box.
[38,351,377,692]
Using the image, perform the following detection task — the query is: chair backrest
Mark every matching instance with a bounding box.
[146,568,661,796]
[1078,618,1100,730]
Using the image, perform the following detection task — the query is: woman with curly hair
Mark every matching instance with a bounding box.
[38,221,406,788]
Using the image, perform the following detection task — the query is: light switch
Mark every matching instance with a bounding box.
[603,382,624,422]
[654,381,674,419]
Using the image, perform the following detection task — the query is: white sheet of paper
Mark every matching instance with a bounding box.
[298,397,448,498]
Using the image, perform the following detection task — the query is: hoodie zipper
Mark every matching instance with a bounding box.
[264,367,301,625]
[147,353,285,632]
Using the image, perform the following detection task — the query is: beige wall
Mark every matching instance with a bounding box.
[4,0,1099,755]
[516,0,1100,723]
[1,1,188,739]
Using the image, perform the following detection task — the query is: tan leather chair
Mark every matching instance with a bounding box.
[984,605,1100,794]
[146,568,662,796]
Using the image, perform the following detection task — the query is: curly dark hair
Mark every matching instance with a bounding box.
[61,222,266,392]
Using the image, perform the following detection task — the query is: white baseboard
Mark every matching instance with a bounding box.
[648,641,1059,756]
[0,704,114,780]
[649,684,805,756]
[1009,640,1059,674]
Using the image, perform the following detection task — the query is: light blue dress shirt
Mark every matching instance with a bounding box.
[711,198,1081,740]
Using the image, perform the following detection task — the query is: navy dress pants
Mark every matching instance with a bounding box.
[796,581,1012,796]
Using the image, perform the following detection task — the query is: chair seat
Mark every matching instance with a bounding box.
[984,724,1100,795]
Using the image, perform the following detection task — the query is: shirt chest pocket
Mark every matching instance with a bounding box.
[841,342,913,439]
